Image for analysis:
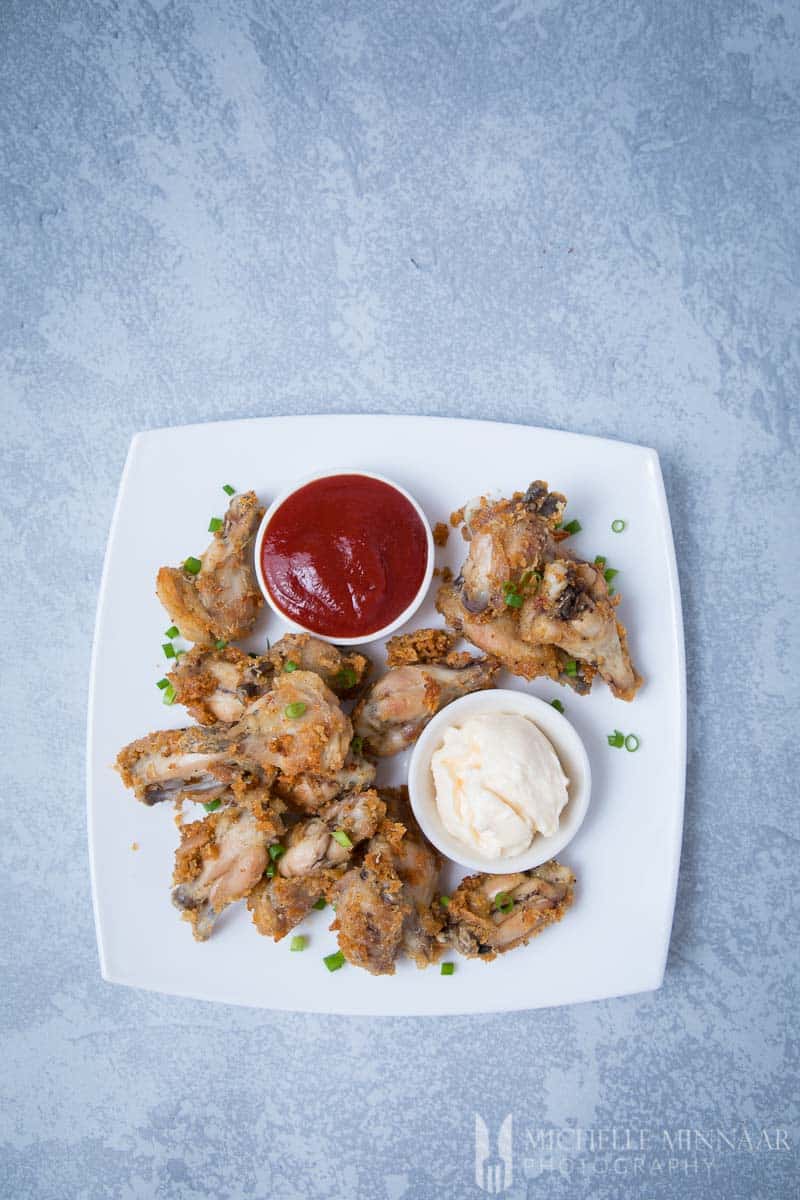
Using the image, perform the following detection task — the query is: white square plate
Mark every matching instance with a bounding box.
[88,415,685,1015]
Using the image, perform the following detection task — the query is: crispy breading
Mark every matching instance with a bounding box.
[385,627,458,666]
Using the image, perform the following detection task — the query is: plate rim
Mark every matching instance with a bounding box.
[86,413,686,1015]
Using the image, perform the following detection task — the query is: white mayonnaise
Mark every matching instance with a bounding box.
[431,712,569,858]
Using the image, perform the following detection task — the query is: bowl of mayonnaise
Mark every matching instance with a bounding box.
[408,689,591,873]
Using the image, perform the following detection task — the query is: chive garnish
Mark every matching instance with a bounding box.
[612,519,626,533]
[283,660,298,673]
[312,898,327,910]
[183,556,202,575]
[604,568,619,583]
[440,962,455,976]
[350,736,363,756]
[269,844,285,861]
[608,730,625,748]
[165,625,180,639]
[290,936,307,952]
[439,895,450,908]
[162,683,176,706]
[336,667,357,689]
[625,734,640,753]
[494,892,514,914]
[156,677,169,690]
[162,642,177,659]
[562,519,582,535]
[564,659,578,677]
[594,555,606,568]
[203,798,221,812]
[323,951,345,972]
[215,639,227,650]
[504,592,523,609]
[222,484,235,496]
[208,517,223,533]
[551,699,565,713]
[266,865,275,878]
[331,829,353,850]
[285,702,307,719]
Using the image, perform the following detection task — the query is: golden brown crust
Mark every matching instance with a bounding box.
[433,521,450,547]
[385,627,458,667]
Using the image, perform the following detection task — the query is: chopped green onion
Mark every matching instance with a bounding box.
[562,519,582,535]
[336,667,358,689]
[285,702,307,719]
[594,555,606,568]
[439,895,450,908]
[269,844,285,861]
[164,625,180,639]
[203,798,222,812]
[290,936,307,952]
[215,639,227,650]
[625,734,640,753]
[519,570,533,588]
[162,683,177,706]
[604,568,619,583]
[323,951,345,972]
[350,736,363,756]
[332,829,353,850]
[563,659,578,677]
[283,660,298,673]
[494,892,515,915]
[440,962,455,976]
[162,642,177,659]
[551,699,565,713]
[208,516,223,533]
[608,730,625,748]
[312,898,327,910]
[183,556,202,575]
[502,579,515,594]
[266,864,275,878]
[222,483,235,496]
[156,677,170,690]
[612,519,626,533]
[504,592,523,609]
[608,587,616,597]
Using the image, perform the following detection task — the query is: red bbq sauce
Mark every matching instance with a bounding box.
[260,474,429,638]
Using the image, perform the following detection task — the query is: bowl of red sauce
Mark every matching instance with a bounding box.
[255,470,434,645]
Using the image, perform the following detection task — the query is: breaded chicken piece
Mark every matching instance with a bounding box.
[156,490,264,645]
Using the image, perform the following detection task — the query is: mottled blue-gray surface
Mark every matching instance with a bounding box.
[1,1,798,1197]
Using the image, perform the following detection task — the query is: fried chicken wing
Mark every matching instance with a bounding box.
[439,480,640,699]
[168,645,275,725]
[268,633,370,698]
[274,752,377,813]
[329,821,408,975]
[115,725,238,805]
[172,796,283,940]
[248,789,385,940]
[380,788,444,968]
[156,490,264,645]
[352,655,499,756]
[278,789,385,876]
[445,860,576,961]
[116,670,350,803]
[459,482,565,616]
[518,558,641,700]
[248,872,338,941]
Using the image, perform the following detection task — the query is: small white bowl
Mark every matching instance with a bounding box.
[254,469,435,646]
[408,689,591,873]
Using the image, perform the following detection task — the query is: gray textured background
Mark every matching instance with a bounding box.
[2,1,798,1198]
